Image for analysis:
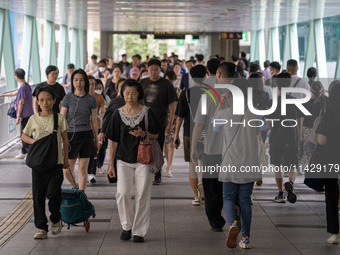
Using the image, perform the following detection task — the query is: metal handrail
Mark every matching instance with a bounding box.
[0,76,64,105]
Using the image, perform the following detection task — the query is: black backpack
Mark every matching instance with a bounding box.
[26,113,59,171]
[270,122,297,151]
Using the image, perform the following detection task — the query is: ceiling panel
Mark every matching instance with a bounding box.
[1,0,340,32]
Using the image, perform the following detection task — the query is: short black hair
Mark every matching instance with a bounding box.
[287,59,298,73]
[36,85,55,100]
[45,65,58,76]
[71,69,90,94]
[95,79,104,89]
[287,59,298,68]
[264,60,270,68]
[231,54,239,62]
[164,70,177,82]
[161,59,168,63]
[207,58,220,75]
[190,65,207,83]
[91,54,98,59]
[269,61,281,71]
[112,64,123,73]
[122,54,127,57]
[311,81,324,97]
[98,59,107,66]
[249,62,260,73]
[148,58,161,68]
[121,79,144,101]
[173,63,181,68]
[276,72,292,89]
[67,63,75,69]
[196,54,204,62]
[307,67,317,79]
[217,62,236,78]
[88,75,95,81]
[132,54,142,60]
[241,51,246,58]
[15,68,25,80]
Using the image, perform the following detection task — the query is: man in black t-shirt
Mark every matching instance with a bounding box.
[118,54,130,72]
[33,65,66,113]
[140,58,177,184]
[268,72,304,204]
[174,65,206,205]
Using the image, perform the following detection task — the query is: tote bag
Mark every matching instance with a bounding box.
[26,113,59,171]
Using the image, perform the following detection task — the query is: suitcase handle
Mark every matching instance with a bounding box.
[68,167,79,191]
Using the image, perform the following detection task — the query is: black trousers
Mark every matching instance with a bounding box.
[88,144,97,175]
[154,126,166,180]
[202,154,226,229]
[97,138,108,168]
[20,117,30,154]
[325,178,339,234]
[32,165,63,232]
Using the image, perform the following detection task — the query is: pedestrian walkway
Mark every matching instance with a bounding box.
[0,141,339,255]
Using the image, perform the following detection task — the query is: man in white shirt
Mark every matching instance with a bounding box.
[286,59,310,99]
[85,55,99,76]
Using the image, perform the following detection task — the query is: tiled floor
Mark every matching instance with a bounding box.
[0,142,339,255]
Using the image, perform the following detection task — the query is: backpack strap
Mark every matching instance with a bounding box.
[53,113,58,132]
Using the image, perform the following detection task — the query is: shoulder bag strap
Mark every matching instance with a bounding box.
[222,107,247,161]
[292,78,301,88]
[53,113,58,132]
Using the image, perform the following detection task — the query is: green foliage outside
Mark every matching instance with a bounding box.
[113,34,178,60]
[93,37,100,56]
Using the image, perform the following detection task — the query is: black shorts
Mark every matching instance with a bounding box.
[68,131,94,159]
[270,148,298,167]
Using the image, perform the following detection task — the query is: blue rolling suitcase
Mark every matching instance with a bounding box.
[60,169,96,232]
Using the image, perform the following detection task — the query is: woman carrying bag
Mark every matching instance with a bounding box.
[316,80,340,244]
[105,79,159,242]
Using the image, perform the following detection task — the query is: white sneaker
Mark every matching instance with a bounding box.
[51,220,62,235]
[88,174,96,184]
[15,153,26,159]
[192,198,200,206]
[327,234,339,244]
[33,229,48,239]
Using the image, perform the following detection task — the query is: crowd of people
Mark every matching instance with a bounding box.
[0,51,339,248]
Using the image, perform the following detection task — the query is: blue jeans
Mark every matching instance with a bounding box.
[223,182,254,237]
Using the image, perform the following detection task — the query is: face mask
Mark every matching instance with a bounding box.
[95,89,103,95]
[99,67,105,73]
[142,75,149,79]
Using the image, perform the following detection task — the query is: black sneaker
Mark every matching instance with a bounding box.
[120,230,131,241]
[274,193,286,203]
[133,235,144,242]
[285,182,297,203]
[153,178,161,185]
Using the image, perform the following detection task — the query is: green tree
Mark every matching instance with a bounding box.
[122,34,156,60]
[93,37,99,56]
